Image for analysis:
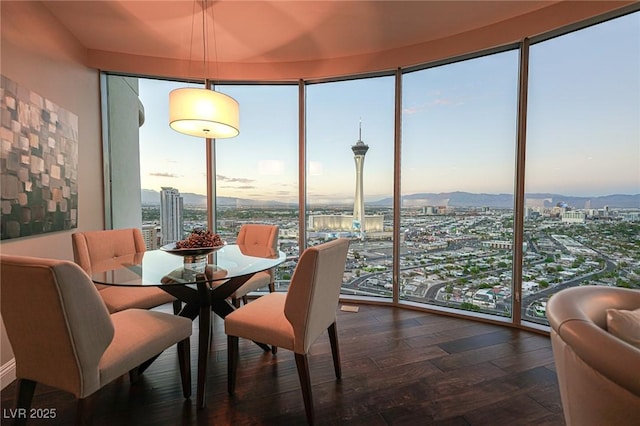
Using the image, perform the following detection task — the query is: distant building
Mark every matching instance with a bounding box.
[525,208,542,220]
[308,214,384,232]
[308,123,384,236]
[160,187,184,244]
[561,210,586,223]
[424,206,436,215]
[141,225,159,250]
[482,240,513,250]
[352,124,369,234]
[620,212,640,222]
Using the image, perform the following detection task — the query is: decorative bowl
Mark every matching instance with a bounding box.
[159,241,226,257]
[160,242,226,272]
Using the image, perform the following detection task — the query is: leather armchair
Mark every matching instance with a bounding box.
[546,285,640,426]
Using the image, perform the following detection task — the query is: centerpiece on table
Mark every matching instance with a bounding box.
[160,229,226,271]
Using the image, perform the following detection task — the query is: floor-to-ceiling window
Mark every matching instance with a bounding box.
[306,76,395,297]
[400,50,519,318]
[215,84,299,291]
[103,9,639,331]
[523,12,640,326]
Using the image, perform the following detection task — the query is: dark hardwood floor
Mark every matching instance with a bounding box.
[1,303,564,425]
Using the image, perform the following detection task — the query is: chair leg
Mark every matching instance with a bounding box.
[177,337,191,398]
[76,394,96,426]
[228,335,239,395]
[128,353,160,382]
[14,379,36,426]
[232,297,241,308]
[267,279,278,354]
[327,322,342,380]
[172,299,182,315]
[294,353,315,425]
[129,367,140,383]
[242,295,248,305]
[268,280,278,355]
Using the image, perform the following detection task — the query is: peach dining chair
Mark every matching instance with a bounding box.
[229,224,279,307]
[225,238,350,425]
[0,255,192,425]
[72,228,180,314]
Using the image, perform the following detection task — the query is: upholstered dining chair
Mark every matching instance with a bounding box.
[72,228,180,314]
[0,255,192,424]
[229,223,279,307]
[225,238,350,425]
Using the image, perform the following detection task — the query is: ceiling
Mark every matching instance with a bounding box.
[42,1,555,63]
[37,0,634,80]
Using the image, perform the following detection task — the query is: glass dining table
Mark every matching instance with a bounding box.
[91,244,287,409]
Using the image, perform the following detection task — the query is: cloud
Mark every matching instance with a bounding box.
[149,172,180,178]
[402,103,426,115]
[430,98,455,106]
[403,93,463,115]
[216,174,255,184]
[220,184,256,190]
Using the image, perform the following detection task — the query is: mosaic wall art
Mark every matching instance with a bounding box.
[0,75,78,240]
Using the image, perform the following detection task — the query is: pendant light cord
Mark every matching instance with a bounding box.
[202,0,208,83]
[187,0,197,83]
[210,1,220,83]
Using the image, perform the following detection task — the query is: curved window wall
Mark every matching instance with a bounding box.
[105,10,639,331]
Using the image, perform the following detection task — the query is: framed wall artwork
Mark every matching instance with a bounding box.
[0,75,78,240]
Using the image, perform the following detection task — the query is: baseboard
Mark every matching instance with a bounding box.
[1,358,16,390]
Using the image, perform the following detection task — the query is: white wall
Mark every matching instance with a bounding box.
[0,1,104,387]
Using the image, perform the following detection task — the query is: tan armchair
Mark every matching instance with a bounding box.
[225,238,350,425]
[72,228,179,313]
[230,224,279,307]
[546,285,640,426]
[0,255,192,424]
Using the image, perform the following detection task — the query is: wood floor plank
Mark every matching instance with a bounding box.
[491,346,556,373]
[462,393,556,425]
[437,329,520,354]
[404,322,503,349]
[431,342,524,372]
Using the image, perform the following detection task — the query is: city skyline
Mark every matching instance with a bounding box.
[141,187,639,210]
[138,12,639,204]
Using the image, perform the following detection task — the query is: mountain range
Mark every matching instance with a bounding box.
[373,192,639,209]
[142,189,639,209]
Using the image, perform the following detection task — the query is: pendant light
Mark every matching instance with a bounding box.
[169,0,239,138]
